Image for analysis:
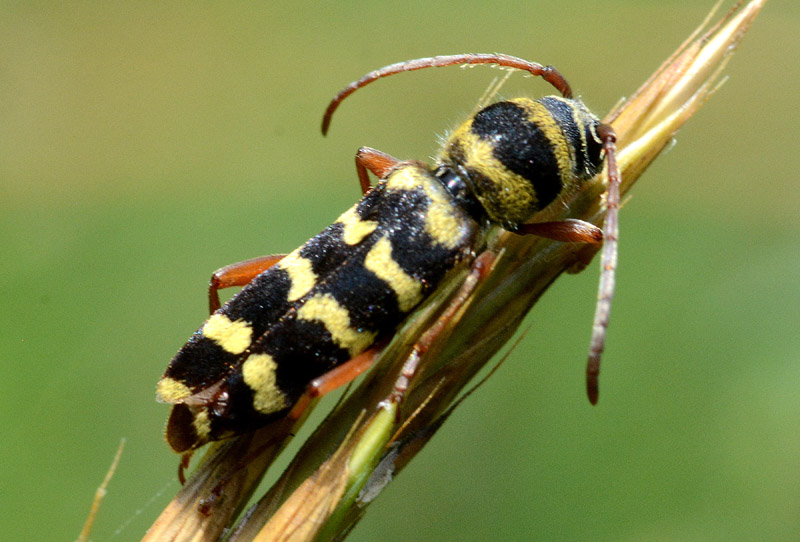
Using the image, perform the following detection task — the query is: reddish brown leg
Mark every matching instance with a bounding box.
[177,451,193,485]
[287,341,389,422]
[355,147,401,194]
[516,218,603,244]
[208,254,287,313]
[390,250,497,405]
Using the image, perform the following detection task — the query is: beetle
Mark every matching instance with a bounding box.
[157,53,619,453]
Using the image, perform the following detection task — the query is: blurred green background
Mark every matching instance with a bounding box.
[2,1,797,540]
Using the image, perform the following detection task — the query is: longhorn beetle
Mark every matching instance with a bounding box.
[157,53,620,453]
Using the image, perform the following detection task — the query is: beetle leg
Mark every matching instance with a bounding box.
[390,250,497,405]
[208,254,287,313]
[287,341,389,422]
[515,218,603,244]
[355,147,401,194]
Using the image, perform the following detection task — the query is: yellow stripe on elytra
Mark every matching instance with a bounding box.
[337,206,378,245]
[242,353,287,414]
[278,250,317,302]
[385,167,462,249]
[156,377,192,403]
[297,293,377,356]
[202,313,253,355]
[364,235,422,312]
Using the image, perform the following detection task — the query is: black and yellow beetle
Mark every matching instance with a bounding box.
[157,53,620,453]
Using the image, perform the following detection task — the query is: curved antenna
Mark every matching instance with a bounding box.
[321,53,573,135]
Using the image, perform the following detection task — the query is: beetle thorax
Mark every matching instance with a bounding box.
[438,96,604,229]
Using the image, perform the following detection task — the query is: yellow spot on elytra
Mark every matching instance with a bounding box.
[242,353,287,414]
[192,408,211,439]
[364,236,422,312]
[297,293,377,356]
[337,206,378,245]
[385,167,463,249]
[279,250,317,302]
[202,313,253,355]
[384,167,420,191]
[156,377,192,403]
[424,191,464,250]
